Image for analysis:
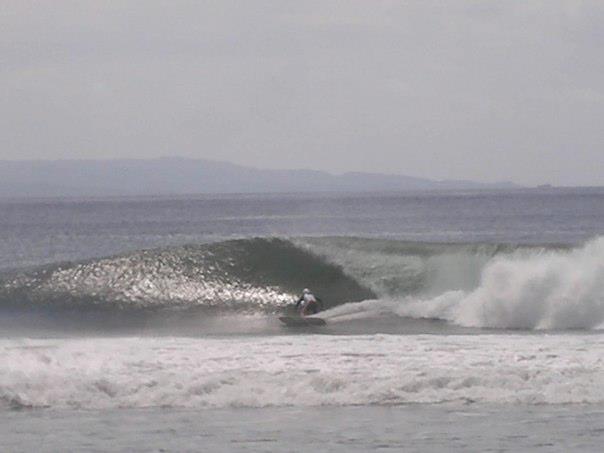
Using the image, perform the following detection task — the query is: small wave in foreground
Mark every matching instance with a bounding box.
[1,334,602,410]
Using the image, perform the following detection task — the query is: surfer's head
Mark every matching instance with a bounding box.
[303,288,310,294]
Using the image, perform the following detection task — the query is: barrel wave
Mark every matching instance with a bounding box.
[2,236,604,330]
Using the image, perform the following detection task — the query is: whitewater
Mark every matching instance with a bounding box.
[2,334,603,410]
[315,237,604,330]
[2,190,604,451]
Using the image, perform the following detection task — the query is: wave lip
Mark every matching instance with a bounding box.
[1,334,603,410]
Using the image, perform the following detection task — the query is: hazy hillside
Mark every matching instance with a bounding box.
[0,158,518,197]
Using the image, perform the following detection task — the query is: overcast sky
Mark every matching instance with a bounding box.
[1,1,603,185]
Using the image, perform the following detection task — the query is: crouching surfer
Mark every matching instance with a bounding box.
[296,288,323,317]
[278,288,327,326]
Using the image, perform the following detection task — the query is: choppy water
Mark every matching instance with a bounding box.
[2,189,604,451]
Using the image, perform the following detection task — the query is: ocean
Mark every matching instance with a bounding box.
[1,188,604,451]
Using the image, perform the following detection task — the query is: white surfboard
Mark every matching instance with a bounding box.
[278,316,327,327]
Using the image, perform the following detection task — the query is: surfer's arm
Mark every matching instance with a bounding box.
[316,297,324,310]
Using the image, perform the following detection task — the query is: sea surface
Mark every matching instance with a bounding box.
[1,188,604,451]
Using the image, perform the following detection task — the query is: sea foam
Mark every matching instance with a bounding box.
[396,237,604,329]
[1,334,602,410]
[322,237,604,330]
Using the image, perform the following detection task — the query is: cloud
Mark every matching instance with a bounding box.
[1,1,603,185]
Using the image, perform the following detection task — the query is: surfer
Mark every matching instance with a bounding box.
[296,288,323,317]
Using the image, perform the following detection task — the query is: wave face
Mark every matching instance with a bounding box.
[2,235,604,330]
[0,238,374,313]
[2,334,603,410]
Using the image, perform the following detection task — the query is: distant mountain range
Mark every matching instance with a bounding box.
[0,157,519,197]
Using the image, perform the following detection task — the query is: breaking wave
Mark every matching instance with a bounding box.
[318,237,604,330]
[393,237,604,329]
[1,235,604,330]
[2,334,603,410]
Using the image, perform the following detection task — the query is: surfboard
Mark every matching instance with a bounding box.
[279,316,327,327]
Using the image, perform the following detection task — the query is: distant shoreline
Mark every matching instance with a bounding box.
[3,187,604,204]
[0,157,521,198]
